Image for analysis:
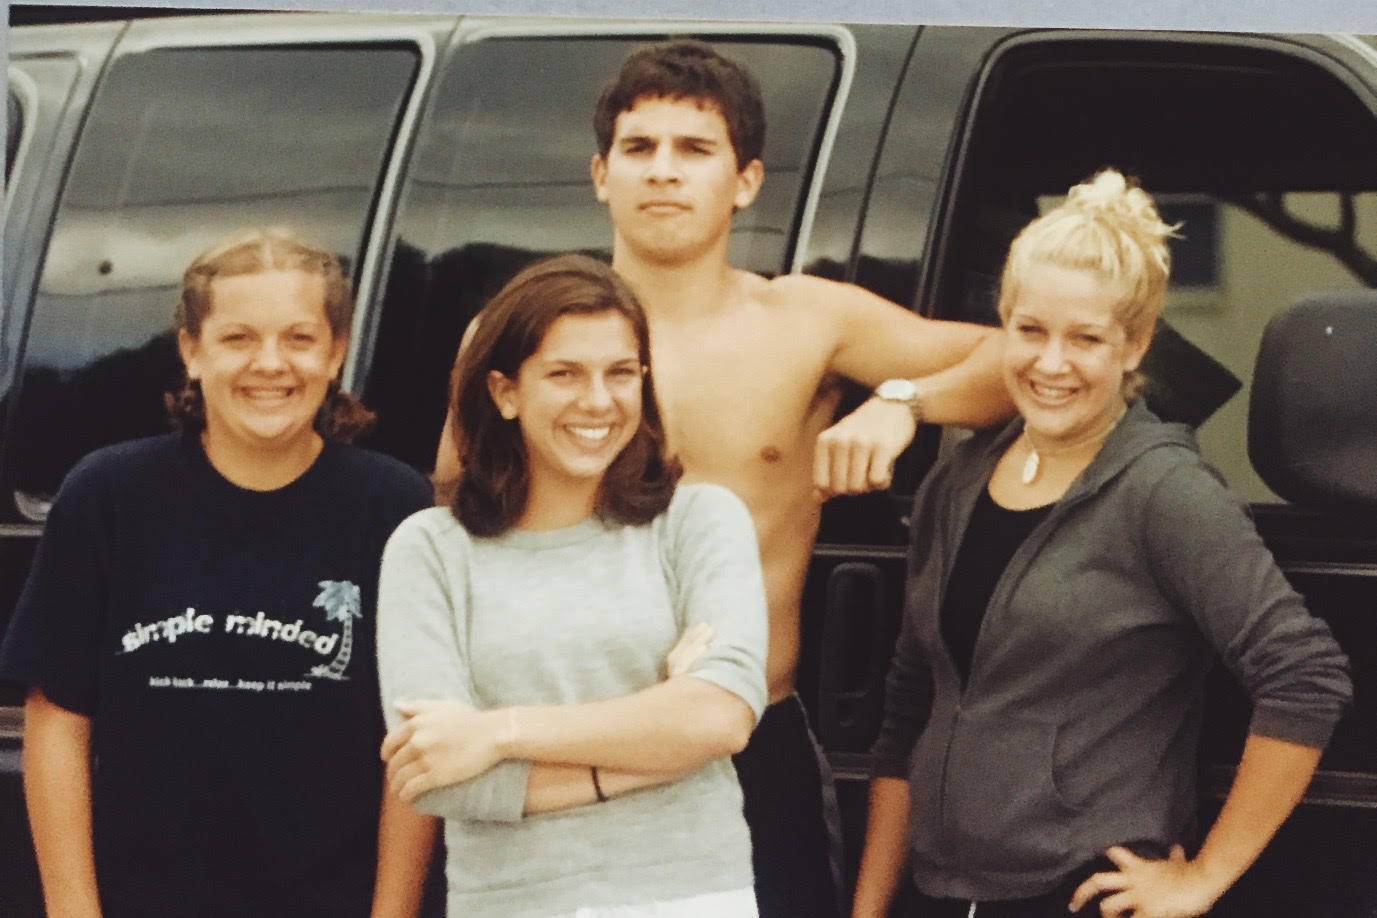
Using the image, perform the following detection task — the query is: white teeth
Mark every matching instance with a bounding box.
[569,426,611,441]
[1030,381,1074,400]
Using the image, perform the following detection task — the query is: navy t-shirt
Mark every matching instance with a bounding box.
[0,433,431,917]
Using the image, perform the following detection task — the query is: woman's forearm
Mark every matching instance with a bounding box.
[501,675,756,772]
[23,690,102,918]
[522,762,689,814]
[1070,733,1325,917]
[386,677,751,805]
[1190,734,1323,905]
[851,776,912,918]
[371,781,437,918]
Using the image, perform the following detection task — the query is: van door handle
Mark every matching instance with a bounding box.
[816,561,894,750]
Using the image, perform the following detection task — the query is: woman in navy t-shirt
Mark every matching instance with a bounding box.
[0,229,433,917]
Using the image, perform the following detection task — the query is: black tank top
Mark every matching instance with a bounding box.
[940,488,1052,687]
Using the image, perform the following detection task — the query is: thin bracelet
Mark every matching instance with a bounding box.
[590,765,608,803]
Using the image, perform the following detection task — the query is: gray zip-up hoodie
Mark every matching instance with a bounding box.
[872,401,1352,901]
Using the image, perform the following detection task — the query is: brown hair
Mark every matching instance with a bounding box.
[998,169,1179,399]
[449,254,681,536]
[594,39,766,169]
[166,227,375,441]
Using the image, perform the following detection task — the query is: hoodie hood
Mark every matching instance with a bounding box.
[1064,400,1199,499]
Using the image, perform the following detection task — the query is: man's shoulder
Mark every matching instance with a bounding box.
[753,272,907,324]
[753,271,848,307]
[738,274,864,347]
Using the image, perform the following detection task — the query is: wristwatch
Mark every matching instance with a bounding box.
[873,378,924,422]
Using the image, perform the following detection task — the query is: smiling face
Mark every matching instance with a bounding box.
[1002,262,1150,447]
[488,311,645,503]
[590,95,762,265]
[179,269,346,459]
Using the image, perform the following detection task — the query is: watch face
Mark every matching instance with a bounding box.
[877,378,917,401]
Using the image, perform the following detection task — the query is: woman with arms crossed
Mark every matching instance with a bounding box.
[0,229,435,917]
[850,171,1351,918]
[376,254,768,918]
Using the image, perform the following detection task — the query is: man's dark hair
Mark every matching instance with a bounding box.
[447,254,682,537]
[594,39,766,168]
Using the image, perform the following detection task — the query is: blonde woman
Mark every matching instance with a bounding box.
[851,171,1351,918]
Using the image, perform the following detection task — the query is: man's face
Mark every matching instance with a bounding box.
[591,95,762,265]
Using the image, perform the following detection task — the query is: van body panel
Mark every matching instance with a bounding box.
[4,13,1377,916]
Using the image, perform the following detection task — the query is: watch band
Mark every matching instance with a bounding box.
[873,378,924,423]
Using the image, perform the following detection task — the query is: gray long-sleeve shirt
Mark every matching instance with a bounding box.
[377,483,768,917]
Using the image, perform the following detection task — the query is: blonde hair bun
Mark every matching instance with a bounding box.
[1064,169,1179,253]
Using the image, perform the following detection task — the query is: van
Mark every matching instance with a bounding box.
[4,11,1376,916]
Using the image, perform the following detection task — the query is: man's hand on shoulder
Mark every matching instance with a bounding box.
[813,395,918,498]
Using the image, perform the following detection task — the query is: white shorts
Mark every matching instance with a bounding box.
[556,887,759,918]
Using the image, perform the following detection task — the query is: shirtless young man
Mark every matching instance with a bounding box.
[436,41,1012,918]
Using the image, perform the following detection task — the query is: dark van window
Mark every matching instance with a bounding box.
[362,35,839,470]
[2,45,417,519]
[933,39,1377,503]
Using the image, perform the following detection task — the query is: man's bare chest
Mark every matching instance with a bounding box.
[650,328,839,471]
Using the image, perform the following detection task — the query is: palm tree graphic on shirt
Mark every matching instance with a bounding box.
[309,579,361,681]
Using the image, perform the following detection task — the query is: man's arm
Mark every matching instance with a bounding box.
[793,273,1001,393]
[431,412,461,502]
[804,276,1013,496]
[24,689,102,918]
[815,333,1010,496]
[431,316,482,493]
[869,330,1011,428]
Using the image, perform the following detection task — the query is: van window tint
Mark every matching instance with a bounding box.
[363,35,838,470]
[936,40,1377,503]
[2,46,417,518]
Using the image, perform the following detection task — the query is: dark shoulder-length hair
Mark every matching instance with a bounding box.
[449,254,681,537]
[165,226,375,442]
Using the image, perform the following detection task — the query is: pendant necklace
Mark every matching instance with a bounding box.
[1020,409,1126,485]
